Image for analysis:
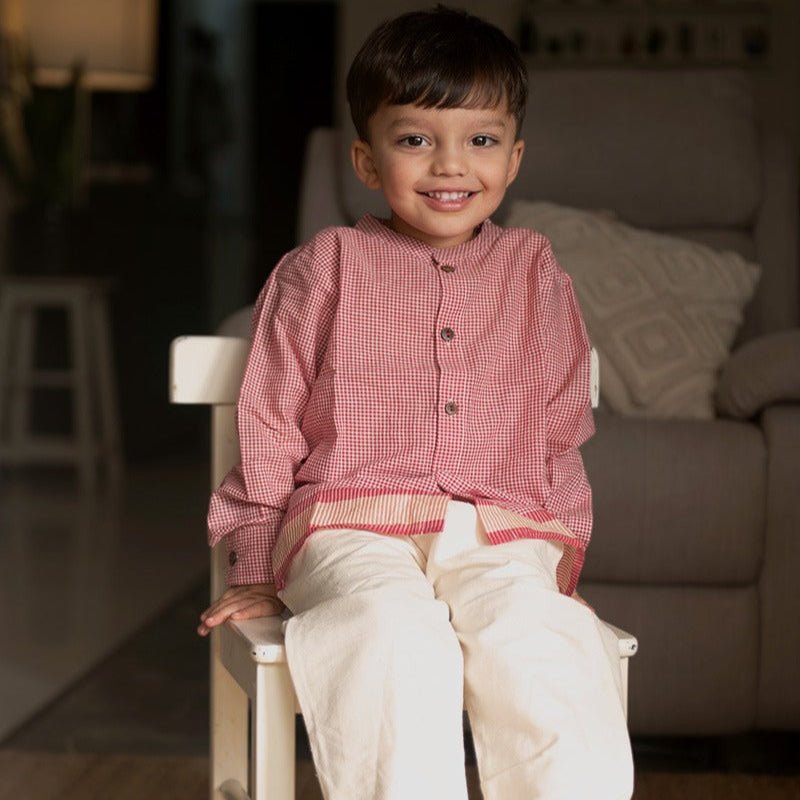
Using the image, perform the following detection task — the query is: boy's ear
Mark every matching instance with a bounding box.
[505,139,525,187]
[351,139,382,190]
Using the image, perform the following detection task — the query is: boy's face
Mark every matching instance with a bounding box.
[351,102,524,249]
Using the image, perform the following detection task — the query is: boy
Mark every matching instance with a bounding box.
[200,7,633,799]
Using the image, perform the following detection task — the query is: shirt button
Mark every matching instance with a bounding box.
[440,264,456,273]
[444,400,458,415]
[228,551,238,567]
[440,327,455,342]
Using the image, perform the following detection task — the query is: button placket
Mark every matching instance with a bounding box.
[433,258,463,449]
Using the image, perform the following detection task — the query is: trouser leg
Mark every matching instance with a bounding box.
[429,518,633,800]
[279,529,468,800]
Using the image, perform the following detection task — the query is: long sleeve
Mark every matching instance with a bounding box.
[207,234,339,585]
[541,250,595,556]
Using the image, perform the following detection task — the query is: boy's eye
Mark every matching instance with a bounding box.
[399,135,427,147]
[471,135,496,147]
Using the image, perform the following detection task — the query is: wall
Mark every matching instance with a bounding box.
[757,0,800,148]
[338,0,800,153]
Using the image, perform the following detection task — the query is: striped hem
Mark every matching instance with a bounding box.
[478,500,584,594]
[273,492,587,594]
[273,491,450,587]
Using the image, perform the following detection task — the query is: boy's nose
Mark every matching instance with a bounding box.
[431,146,467,176]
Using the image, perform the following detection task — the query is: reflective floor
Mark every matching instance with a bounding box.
[0,460,210,741]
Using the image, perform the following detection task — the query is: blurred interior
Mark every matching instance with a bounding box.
[0,0,798,781]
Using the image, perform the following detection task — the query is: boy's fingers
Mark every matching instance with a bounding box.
[203,596,261,624]
[196,596,282,636]
[201,586,277,620]
[202,592,283,626]
[222,595,283,621]
[230,598,284,619]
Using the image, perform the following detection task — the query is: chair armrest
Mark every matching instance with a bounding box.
[602,621,638,659]
[169,335,250,405]
[716,329,800,419]
[223,616,289,665]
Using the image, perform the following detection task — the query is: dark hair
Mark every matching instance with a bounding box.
[346,6,528,141]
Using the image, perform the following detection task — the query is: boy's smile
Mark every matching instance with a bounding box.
[351,103,524,248]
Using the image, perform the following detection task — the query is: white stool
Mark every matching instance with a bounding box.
[0,276,123,491]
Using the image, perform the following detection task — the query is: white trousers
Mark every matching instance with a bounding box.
[279,501,633,800]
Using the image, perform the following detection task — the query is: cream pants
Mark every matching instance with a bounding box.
[278,501,633,800]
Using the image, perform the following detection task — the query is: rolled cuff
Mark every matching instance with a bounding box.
[223,524,277,586]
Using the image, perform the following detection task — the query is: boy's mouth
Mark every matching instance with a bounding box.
[422,191,474,201]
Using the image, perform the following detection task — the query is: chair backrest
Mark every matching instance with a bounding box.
[170,335,249,597]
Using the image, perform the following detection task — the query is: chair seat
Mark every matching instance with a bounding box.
[221,614,638,666]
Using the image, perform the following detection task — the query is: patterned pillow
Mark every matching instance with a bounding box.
[505,201,761,419]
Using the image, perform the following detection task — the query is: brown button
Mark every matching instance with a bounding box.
[228,550,238,567]
[440,264,456,273]
[444,401,458,415]
[440,327,455,342]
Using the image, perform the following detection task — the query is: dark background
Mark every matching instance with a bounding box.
[6,1,338,463]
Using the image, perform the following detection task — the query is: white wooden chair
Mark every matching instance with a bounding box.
[169,334,638,800]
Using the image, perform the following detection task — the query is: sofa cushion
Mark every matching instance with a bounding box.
[581,583,758,735]
[507,201,760,419]
[581,413,765,585]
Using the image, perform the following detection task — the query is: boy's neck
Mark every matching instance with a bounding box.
[388,214,485,250]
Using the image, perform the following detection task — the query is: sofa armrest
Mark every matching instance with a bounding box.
[296,128,350,243]
[758,404,800,727]
[716,329,800,419]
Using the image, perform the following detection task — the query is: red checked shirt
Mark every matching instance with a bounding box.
[208,214,595,595]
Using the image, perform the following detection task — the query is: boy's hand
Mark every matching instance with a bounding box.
[198,583,284,637]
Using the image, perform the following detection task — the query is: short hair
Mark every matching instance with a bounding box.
[346,6,528,141]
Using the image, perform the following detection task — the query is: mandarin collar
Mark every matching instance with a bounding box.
[355,214,502,265]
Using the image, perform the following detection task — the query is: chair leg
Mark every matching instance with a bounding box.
[0,292,13,445]
[9,306,35,448]
[68,292,96,492]
[215,780,251,800]
[89,292,123,487]
[620,657,630,721]
[211,636,250,800]
[252,663,296,800]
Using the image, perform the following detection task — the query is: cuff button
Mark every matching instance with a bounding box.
[228,551,238,566]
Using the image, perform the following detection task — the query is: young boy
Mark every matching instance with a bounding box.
[199,7,633,799]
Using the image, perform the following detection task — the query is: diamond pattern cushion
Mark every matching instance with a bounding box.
[506,201,761,418]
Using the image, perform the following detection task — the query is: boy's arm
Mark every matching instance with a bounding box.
[207,237,338,588]
[539,247,595,591]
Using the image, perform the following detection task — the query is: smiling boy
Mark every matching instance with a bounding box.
[201,7,633,799]
[351,104,523,248]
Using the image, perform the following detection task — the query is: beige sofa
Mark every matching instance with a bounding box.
[291,69,800,736]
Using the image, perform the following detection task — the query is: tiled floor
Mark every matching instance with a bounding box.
[4,575,211,755]
[0,459,210,741]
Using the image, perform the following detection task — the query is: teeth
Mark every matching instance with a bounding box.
[426,191,470,200]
